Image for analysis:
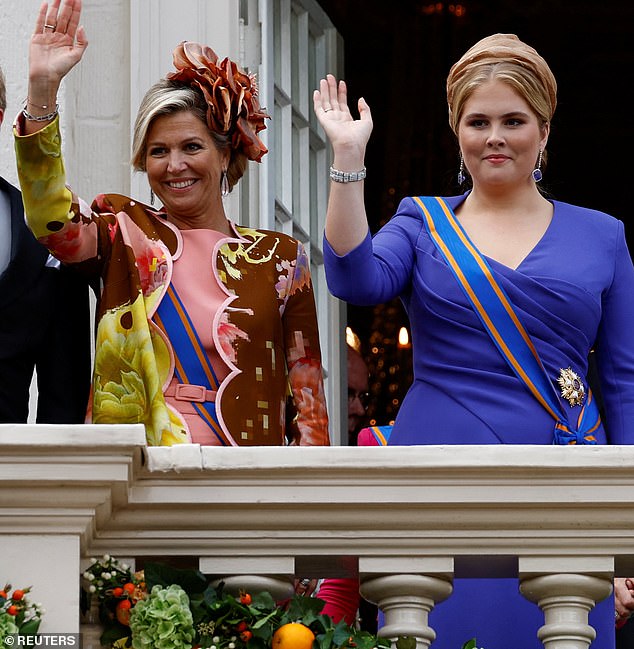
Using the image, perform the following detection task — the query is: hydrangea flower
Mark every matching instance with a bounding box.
[129,584,195,649]
[0,612,19,644]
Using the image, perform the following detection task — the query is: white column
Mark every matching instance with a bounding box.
[360,558,453,649]
[201,556,295,601]
[520,557,613,649]
[2,535,80,632]
[361,574,453,649]
[129,0,240,204]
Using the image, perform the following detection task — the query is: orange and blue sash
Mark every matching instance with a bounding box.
[413,196,599,445]
[367,425,393,446]
[154,284,229,446]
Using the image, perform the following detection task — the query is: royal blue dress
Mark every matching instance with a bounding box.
[324,193,634,648]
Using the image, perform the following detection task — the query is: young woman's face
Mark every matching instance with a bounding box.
[145,110,228,222]
[457,79,549,189]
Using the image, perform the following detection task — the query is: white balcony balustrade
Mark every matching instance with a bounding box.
[1,424,633,648]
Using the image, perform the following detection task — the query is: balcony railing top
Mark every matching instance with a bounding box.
[2,423,634,576]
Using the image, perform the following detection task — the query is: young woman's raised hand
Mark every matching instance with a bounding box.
[313,74,373,160]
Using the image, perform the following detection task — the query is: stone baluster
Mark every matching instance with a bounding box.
[520,558,613,649]
[209,574,294,601]
[80,598,102,649]
[360,558,453,649]
[201,556,295,601]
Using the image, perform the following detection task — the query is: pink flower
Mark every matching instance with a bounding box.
[217,312,250,363]
[136,247,169,297]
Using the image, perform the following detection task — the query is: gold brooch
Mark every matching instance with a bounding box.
[557,367,585,407]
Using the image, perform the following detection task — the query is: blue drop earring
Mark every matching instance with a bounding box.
[532,149,543,183]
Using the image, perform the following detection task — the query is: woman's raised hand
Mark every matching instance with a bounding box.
[313,74,373,162]
[313,75,372,255]
[29,0,88,91]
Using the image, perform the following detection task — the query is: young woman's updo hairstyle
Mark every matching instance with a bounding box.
[446,33,557,136]
[132,41,270,194]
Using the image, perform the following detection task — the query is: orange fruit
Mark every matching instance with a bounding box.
[271,622,315,649]
[115,599,132,625]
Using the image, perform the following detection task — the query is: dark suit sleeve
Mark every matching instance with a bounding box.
[0,178,92,424]
[34,265,93,424]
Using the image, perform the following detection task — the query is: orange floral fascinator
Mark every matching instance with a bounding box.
[167,41,270,162]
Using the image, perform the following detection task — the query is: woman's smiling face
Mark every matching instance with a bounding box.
[145,110,229,227]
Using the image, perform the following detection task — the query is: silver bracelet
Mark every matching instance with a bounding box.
[22,104,59,122]
[329,166,366,183]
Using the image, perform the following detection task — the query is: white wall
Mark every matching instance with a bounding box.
[1,0,131,199]
[129,0,241,207]
[4,535,80,632]
[1,0,42,186]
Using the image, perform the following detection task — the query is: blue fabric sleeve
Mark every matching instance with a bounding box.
[323,197,422,305]
[595,219,634,443]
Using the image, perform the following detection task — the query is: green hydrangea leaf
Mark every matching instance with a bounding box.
[18,619,41,636]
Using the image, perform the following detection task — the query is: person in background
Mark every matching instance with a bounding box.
[347,344,370,445]
[314,32,634,648]
[14,0,329,449]
[341,343,379,631]
[0,63,91,424]
[347,343,393,446]
[617,579,634,646]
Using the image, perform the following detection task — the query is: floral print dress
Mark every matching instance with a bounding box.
[14,116,330,447]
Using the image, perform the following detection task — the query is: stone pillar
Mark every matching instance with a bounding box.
[201,556,295,601]
[209,575,294,601]
[360,558,453,649]
[2,535,80,632]
[80,599,102,649]
[520,557,613,649]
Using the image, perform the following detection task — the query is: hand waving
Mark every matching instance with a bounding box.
[29,0,88,88]
[313,74,373,160]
